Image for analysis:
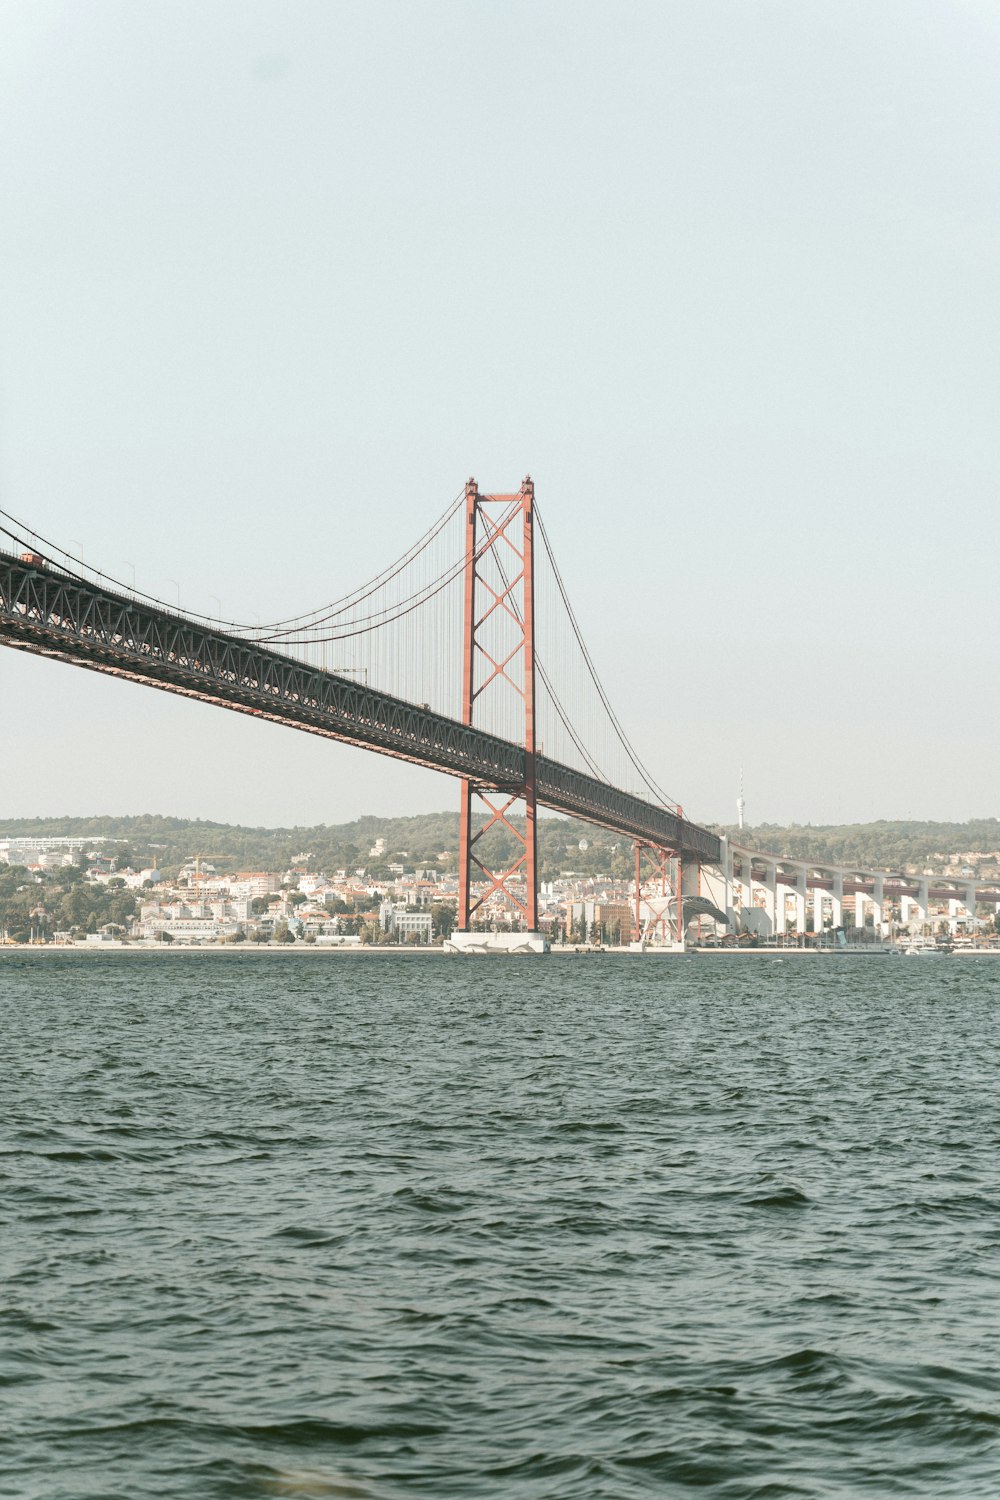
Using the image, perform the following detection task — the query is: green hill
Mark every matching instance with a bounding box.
[721,820,1000,872]
[3,812,998,879]
[0,810,636,881]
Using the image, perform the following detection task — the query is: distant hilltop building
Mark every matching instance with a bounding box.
[0,835,122,867]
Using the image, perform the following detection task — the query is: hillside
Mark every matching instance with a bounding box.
[720,820,1000,872]
[3,812,999,879]
[0,811,637,882]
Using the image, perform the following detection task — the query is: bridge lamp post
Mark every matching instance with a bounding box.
[209,595,222,627]
[166,579,181,610]
[122,561,136,592]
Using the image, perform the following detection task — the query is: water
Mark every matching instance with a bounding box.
[2,953,999,1499]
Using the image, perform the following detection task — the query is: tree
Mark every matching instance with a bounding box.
[431,901,457,939]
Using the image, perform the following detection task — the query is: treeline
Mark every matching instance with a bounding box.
[0,864,137,942]
[723,820,1000,870]
[0,811,637,881]
[4,812,999,880]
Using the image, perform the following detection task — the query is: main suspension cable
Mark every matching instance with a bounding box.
[0,487,466,634]
[534,505,680,812]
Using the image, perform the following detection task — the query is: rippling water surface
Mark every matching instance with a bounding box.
[2,952,999,1498]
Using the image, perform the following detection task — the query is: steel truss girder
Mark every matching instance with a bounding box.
[0,550,721,865]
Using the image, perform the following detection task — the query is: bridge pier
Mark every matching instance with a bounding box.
[632,841,682,946]
[447,930,548,954]
[831,870,844,930]
[964,884,978,933]
[455,478,540,942]
[793,866,808,936]
[742,853,755,932]
[902,878,931,934]
[871,876,884,934]
[813,883,824,936]
[760,860,778,937]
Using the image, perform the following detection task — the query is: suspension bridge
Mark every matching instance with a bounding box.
[0,478,722,949]
[4,481,990,949]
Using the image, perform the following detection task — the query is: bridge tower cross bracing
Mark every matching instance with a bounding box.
[456,477,539,936]
[633,837,685,946]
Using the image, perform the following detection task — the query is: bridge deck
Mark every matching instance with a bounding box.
[0,551,721,863]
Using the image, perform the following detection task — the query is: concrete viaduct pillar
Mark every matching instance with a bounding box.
[793,866,808,936]
[831,870,844,930]
[965,884,978,934]
[762,861,778,937]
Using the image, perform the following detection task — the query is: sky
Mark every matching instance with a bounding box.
[1,0,998,829]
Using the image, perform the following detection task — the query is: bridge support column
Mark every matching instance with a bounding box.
[902,880,930,935]
[454,477,542,947]
[871,876,884,935]
[762,861,778,937]
[812,884,825,937]
[831,871,844,930]
[722,837,739,931]
[742,853,755,931]
[964,885,978,934]
[632,841,680,946]
[793,867,808,937]
[682,857,703,943]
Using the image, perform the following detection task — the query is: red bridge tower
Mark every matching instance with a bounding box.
[456,477,539,938]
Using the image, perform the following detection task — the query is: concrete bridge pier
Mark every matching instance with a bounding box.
[793,866,808,936]
[742,853,755,928]
[902,879,931,934]
[716,836,737,931]
[761,861,778,937]
[831,871,844,930]
[965,884,978,933]
[812,883,824,936]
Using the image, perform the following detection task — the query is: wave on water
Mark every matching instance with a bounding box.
[3,955,999,1498]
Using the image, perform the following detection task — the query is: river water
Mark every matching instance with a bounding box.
[2,952,999,1498]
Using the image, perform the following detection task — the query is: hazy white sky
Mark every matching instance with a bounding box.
[2,0,998,828]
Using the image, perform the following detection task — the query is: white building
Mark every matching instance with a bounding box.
[379,901,433,943]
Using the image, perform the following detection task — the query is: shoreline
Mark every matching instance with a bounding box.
[3,943,997,958]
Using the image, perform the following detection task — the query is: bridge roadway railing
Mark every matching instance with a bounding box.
[0,551,721,863]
